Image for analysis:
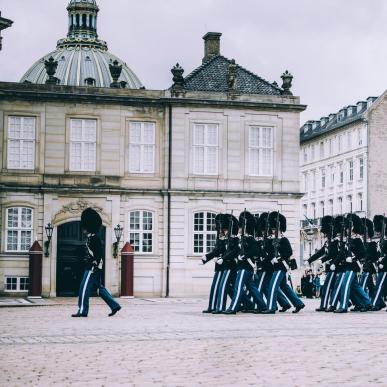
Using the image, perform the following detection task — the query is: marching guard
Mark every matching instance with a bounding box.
[72,208,121,318]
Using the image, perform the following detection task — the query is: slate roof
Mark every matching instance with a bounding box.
[300,97,378,143]
[183,55,282,95]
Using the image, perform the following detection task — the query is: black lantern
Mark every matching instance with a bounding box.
[44,223,54,257]
[113,224,123,258]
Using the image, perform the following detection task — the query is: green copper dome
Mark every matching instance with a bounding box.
[20,0,143,89]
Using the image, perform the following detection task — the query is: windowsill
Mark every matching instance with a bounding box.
[2,169,37,174]
[187,255,204,260]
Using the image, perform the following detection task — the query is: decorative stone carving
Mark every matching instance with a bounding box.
[109,60,123,88]
[171,63,185,97]
[281,70,293,96]
[227,59,237,91]
[44,56,60,85]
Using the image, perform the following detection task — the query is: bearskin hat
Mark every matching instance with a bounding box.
[220,214,239,236]
[80,207,102,234]
[320,215,334,236]
[214,213,223,235]
[333,216,345,235]
[373,215,386,234]
[256,212,268,237]
[253,213,261,236]
[347,213,363,235]
[362,218,374,239]
[238,211,256,235]
[268,211,286,232]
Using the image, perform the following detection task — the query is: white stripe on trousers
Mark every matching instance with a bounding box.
[372,272,387,307]
[342,271,354,309]
[322,273,334,309]
[219,270,230,310]
[332,273,345,306]
[211,272,222,310]
[258,272,266,292]
[79,270,92,314]
[269,271,282,310]
[231,270,245,311]
[361,273,369,290]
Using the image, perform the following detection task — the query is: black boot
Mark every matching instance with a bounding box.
[261,309,275,314]
[333,308,347,313]
[292,304,305,314]
[71,312,87,317]
[202,309,213,313]
[315,307,326,312]
[279,305,291,313]
[325,306,335,312]
[108,306,121,317]
[223,310,236,315]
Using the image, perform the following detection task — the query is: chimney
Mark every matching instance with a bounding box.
[202,32,222,64]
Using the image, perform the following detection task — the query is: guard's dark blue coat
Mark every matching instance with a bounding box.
[308,239,339,271]
[221,237,239,270]
[203,238,227,271]
[237,235,258,271]
[272,237,292,272]
[363,241,378,274]
[84,234,103,271]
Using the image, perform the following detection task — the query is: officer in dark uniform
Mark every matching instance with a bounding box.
[360,218,377,299]
[72,208,121,317]
[262,211,305,314]
[213,214,240,313]
[334,213,371,313]
[224,211,266,314]
[371,215,387,311]
[254,212,292,312]
[201,214,227,313]
[305,215,338,312]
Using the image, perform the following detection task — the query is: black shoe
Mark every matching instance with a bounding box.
[211,310,222,314]
[223,310,236,315]
[71,313,87,317]
[333,308,347,313]
[315,307,326,312]
[292,304,305,314]
[261,309,275,314]
[108,306,121,317]
[359,306,369,312]
[371,306,382,312]
[279,305,291,313]
[350,306,360,312]
[325,306,335,313]
[202,309,213,313]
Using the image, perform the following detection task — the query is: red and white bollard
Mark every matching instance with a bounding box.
[28,241,43,298]
[120,242,134,298]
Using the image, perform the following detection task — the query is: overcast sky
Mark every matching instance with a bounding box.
[1,0,387,123]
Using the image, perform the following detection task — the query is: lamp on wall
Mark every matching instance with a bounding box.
[113,224,123,258]
[44,223,53,257]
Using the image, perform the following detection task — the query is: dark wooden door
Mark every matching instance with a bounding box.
[56,221,105,296]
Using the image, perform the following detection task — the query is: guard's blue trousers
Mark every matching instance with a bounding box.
[371,272,387,309]
[340,271,371,310]
[255,271,291,309]
[319,271,336,310]
[77,269,120,316]
[329,272,345,309]
[360,272,376,298]
[228,269,266,312]
[207,271,222,311]
[266,271,304,311]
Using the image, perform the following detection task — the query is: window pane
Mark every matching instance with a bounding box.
[193,125,205,145]
[143,211,153,231]
[193,147,204,174]
[142,145,155,173]
[249,149,259,175]
[83,142,96,170]
[7,231,18,251]
[143,123,155,144]
[207,212,216,232]
[249,127,260,147]
[129,232,139,252]
[130,123,142,144]
[129,144,141,172]
[262,127,272,147]
[22,118,35,139]
[83,120,96,141]
[20,231,32,251]
[261,149,272,175]
[21,141,34,169]
[194,212,204,231]
[9,117,21,138]
[142,233,153,253]
[21,208,32,228]
[20,277,29,291]
[129,211,140,230]
[70,119,82,140]
[7,208,19,228]
[206,147,218,174]
[206,125,218,146]
[194,234,203,253]
[70,143,82,170]
[206,234,216,253]
[8,139,21,168]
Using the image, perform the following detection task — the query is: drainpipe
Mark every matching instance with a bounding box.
[166,103,172,297]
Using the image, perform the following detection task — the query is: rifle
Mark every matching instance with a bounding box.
[273,211,280,259]
[381,215,386,254]
[346,212,353,257]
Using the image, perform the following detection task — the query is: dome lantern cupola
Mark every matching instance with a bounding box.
[20,0,143,89]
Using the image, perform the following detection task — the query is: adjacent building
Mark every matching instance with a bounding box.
[0,0,305,297]
[299,94,387,259]
[0,11,13,51]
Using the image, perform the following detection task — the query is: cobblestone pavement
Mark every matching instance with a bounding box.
[1,298,387,386]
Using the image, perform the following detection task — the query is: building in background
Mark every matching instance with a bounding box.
[0,11,13,51]
[0,0,305,297]
[299,95,387,262]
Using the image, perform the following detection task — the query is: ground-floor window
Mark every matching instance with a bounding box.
[193,211,217,254]
[4,276,29,292]
[128,210,154,253]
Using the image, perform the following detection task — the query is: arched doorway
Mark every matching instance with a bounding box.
[56,221,106,296]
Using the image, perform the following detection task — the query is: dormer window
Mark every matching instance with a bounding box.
[84,77,96,86]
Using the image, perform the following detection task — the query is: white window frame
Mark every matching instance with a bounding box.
[4,276,29,292]
[248,126,274,177]
[358,193,363,212]
[359,158,364,180]
[319,142,324,159]
[321,168,326,189]
[192,123,219,175]
[128,210,154,254]
[7,116,36,170]
[129,122,156,174]
[69,118,97,172]
[5,207,33,252]
[349,160,354,182]
[193,211,217,255]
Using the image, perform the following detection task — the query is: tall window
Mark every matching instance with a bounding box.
[330,165,335,186]
[321,168,326,189]
[311,145,315,161]
[312,170,316,191]
[347,131,352,150]
[359,158,364,179]
[303,149,307,163]
[193,212,216,254]
[349,160,354,182]
[338,197,343,213]
[311,203,316,219]
[320,142,324,159]
[320,201,325,217]
[128,211,154,253]
[70,119,96,171]
[129,122,155,173]
[357,128,363,146]
[7,116,35,169]
[248,126,273,176]
[358,193,363,212]
[192,123,219,175]
[329,199,334,215]
[347,195,353,212]
[303,173,308,192]
[6,207,33,252]
[329,138,333,156]
[338,135,342,153]
[339,164,344,184]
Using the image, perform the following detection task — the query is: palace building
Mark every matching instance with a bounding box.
[0,0,305,297]
[299,93,387,259]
